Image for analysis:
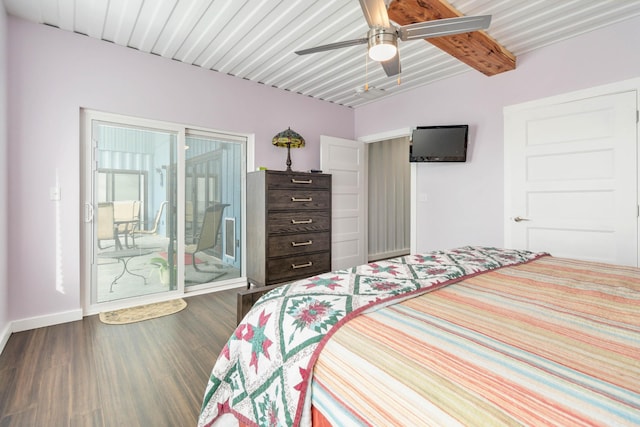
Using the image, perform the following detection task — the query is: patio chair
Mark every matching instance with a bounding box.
[113,200,140,248]
[97,202,118,250]
[132,201,167,238]
[186,203,229,274]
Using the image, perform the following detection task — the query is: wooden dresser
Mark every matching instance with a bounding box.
[246,170,332,287]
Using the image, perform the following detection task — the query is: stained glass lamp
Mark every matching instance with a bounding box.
[272,127,305,171]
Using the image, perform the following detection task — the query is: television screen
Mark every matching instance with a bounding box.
[409,125,469,162]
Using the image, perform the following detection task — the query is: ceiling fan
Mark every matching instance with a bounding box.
[295,0,491,77]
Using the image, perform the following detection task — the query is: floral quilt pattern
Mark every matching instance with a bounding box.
[198,246,546,427]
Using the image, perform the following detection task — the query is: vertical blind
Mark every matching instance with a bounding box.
[368,136,410,261]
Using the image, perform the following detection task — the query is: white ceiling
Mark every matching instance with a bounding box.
[4,0,640,108]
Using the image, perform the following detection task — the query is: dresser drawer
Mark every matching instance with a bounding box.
[268,189,330,210]
[266,252,331,283]
[267,172,331,190]
[268,232,330,256]
[267,211,331,234]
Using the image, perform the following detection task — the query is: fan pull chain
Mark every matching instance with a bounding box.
[397,49,401,86]
[364,51,369,92]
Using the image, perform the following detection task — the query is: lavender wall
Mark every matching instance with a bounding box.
[355,15,640,253]
[6,12,640,326]
[6,16,353,322]
[0,6,8,343]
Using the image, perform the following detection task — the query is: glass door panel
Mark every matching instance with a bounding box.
[184,132,243,287]
[92,120,177,303]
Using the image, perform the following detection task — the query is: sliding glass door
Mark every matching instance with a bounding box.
[92,120,178,304]
[83,111,245,310]
[184,131,243,288]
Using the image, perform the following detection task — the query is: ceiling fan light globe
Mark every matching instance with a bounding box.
[369,43,397,61]
[367,28,397,62]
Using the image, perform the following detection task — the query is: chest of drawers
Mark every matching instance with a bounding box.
[247,170,332,287]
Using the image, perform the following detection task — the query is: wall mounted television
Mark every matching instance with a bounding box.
[409,125,469,162]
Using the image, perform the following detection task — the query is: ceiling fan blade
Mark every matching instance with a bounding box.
[380,52,401,77]
[295,38,368,55]
[359,0,390,28]
[398,15,491,41]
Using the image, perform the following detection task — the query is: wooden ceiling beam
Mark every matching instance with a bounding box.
[388,0,516,76]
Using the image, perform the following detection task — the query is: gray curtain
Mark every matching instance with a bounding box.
[368,136,410,261]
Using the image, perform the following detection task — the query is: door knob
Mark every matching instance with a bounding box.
[513,216,531,222]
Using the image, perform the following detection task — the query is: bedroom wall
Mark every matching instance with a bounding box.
[0,6,8,348]
[6,16,353,324]
[354,15,640,253]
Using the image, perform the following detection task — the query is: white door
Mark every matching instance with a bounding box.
[320,135,367,270]
[505,90,638,266]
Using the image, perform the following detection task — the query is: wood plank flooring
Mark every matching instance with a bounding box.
[0,289,238,427]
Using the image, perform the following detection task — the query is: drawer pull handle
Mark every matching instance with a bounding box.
[291,240,313,247]
[292,261,313,269]
[291,197,312,202]
[291,179,312,184]
[291,219,313,224]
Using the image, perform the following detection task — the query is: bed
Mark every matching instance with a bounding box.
[198,246,640,426]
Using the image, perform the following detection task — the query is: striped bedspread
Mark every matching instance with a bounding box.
[200,247,546,427]
[312,256,640,426]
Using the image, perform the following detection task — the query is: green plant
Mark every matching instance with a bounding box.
[150,256,169,270]
[150,257,175,285]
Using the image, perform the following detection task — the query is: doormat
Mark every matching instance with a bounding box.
[99,299,187,325]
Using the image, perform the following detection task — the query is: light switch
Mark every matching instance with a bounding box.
[50,186,61,201]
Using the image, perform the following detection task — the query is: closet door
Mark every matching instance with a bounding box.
[505,89,638,266]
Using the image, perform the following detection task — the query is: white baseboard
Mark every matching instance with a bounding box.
[0,322,11,355]
[11,309,83,333]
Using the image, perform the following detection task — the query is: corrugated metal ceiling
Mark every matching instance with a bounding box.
[4,0,640,108]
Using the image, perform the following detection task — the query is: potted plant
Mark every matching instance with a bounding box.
[150,257,175,285]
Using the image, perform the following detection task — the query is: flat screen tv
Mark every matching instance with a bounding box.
[409,125,469,162]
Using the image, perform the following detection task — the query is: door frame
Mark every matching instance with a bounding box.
[503,77,640,266]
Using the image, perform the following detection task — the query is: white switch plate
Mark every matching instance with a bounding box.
[50,186,61,201]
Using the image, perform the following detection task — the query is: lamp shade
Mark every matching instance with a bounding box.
[272,127,305,148]
[272,127,305,171]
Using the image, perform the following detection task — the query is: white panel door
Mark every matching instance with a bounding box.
[320,135,367,270]
[505,91,638,266]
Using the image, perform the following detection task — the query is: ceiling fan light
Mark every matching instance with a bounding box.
[369,43,396,61]
[368,28,397,62]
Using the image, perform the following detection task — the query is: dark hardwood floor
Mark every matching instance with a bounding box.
[0,289,238,427]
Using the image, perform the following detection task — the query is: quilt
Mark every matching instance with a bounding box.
[198,246,546,427]
[312,256,640,425]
